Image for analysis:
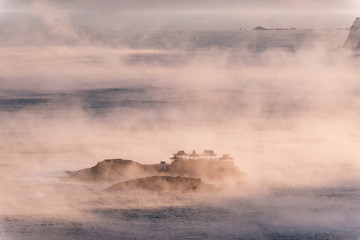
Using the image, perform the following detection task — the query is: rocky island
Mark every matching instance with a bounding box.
[253,26,296,31]
[64,150,242,192]
[253,26,268,30]
[344,18,360,50]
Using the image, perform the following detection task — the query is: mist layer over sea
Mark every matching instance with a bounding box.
[1,10,360,239]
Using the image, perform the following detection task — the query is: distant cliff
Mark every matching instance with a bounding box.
[344,18,360,50]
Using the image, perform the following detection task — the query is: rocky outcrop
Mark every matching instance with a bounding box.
[106,176,213,192]
[64,158,242,182]
[253,26,268,30]
[344,18,360,50]
[253,26,295,31]
[64,159,159,182]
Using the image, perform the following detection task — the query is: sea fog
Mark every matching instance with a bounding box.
[1,5,360,239]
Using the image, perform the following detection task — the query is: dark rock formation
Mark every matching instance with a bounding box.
[253,26,268,30]
[106,176,213,192]
[344,18,360,50]
[64,159,158,182]
[64,158,242,182]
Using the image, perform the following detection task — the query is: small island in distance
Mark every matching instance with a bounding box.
[253,26,297,30]
[64,150,243,193]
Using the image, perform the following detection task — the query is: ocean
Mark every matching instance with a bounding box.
[1,186,360,239]
[1,18,360,239]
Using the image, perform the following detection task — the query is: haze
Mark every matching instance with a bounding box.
[0,0,360,239]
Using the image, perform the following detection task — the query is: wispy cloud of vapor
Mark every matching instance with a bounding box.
[0,2,360,231]
[30,1,81,44]
[0,45,359,183]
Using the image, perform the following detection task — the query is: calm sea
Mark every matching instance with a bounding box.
[1,27,359,240]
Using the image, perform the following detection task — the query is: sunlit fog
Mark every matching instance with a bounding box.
[1,1,360,239]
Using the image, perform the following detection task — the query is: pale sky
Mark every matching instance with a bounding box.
[0,0,359,29]
[1,0,359,12]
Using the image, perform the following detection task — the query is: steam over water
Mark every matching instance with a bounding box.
[1,10,360,239]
